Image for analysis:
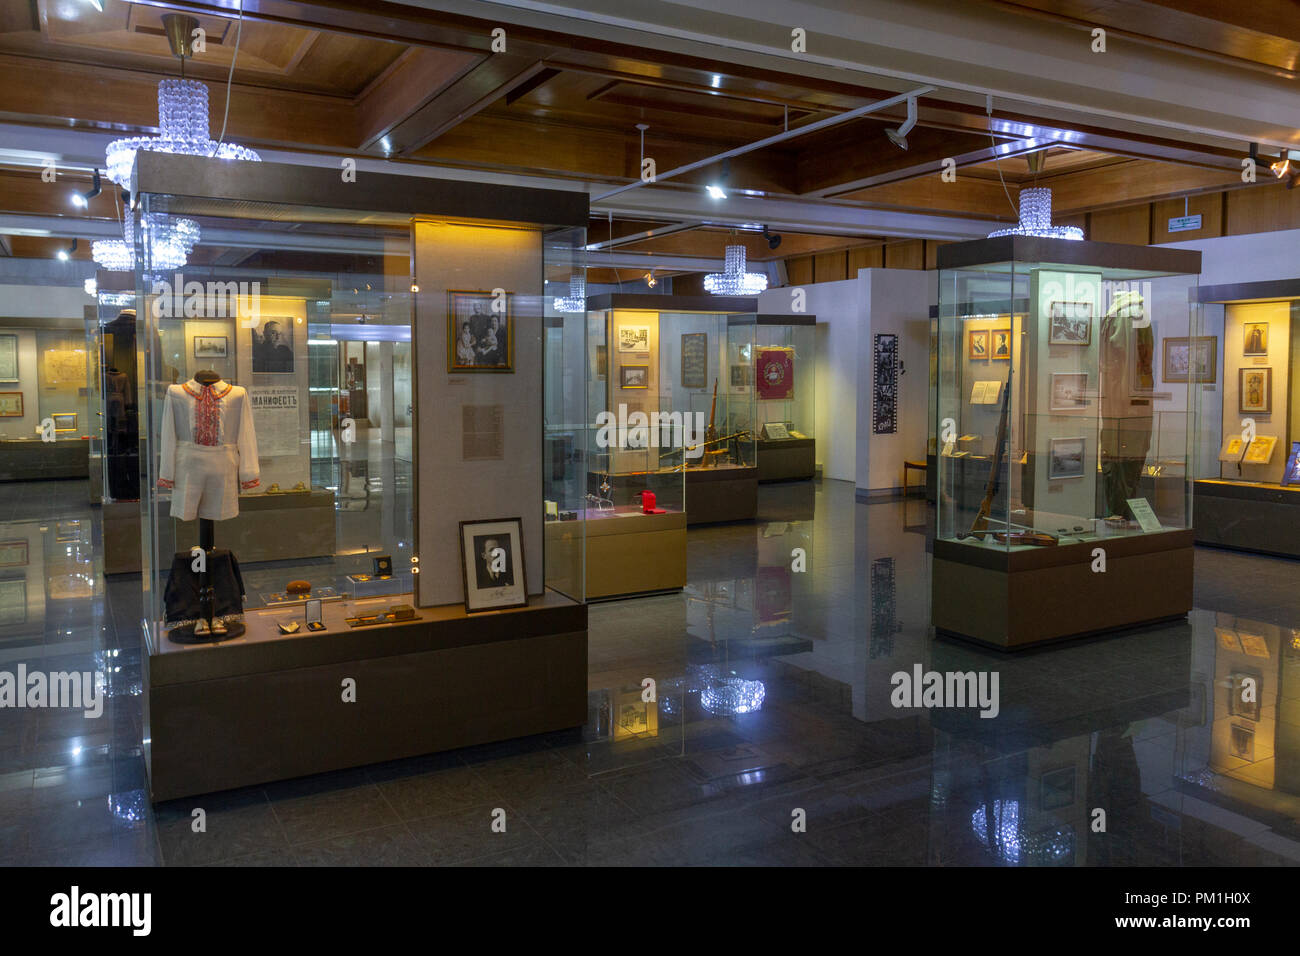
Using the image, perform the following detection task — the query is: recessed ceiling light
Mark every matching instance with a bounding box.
[706,184,727,199]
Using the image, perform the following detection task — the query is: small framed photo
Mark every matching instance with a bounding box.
[51,412,77,433]
[729,364,753,387]
[1048,301,1092,346]
[0,333,17,382]
[1162,335,1217,384]
[967,330,988,360]
[459,517,527,613]
[1049,372,1088,410]
[619,364,649,389]
[1230,723,1255,761]
[372,554,393,579]
[990,327,1012,361]
[448,290,513,372]
[1239,367,1272,415]
[1040,766,1076,811]
[617,324,650,353]
[1243,322,1269,356]
[1048,437,1085,480]
[193,335,228,360]
[0,392,22,417]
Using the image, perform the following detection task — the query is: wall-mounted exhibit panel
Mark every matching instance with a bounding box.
[586,294,758,529]
[934,236,1202,648]
[131,153,588,799]
[0,313,92,482]
[1193,280,1300,558]
[745,315,816,482]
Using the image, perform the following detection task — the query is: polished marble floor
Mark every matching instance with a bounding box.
[0,477,1297,866]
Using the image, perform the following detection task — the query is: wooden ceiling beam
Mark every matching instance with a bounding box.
[1041,159,1244,214]
[355,45,482,151]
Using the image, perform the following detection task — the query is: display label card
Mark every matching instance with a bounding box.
[1167,214,1202,233]
[1126,497,1162,533]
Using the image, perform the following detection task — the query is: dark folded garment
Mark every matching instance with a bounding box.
[163,549,246,627]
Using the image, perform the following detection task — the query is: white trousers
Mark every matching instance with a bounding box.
[171,442,241,521]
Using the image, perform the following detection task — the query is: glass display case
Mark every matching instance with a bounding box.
[934,236,1202,647]
[586,294,758,527]
[1193,280,1300,558]
[742,314,816,481]
[130,152,588,800]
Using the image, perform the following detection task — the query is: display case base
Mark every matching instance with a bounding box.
[931,530,1193,649]
[1193,479,1300,559]
[757,438,815,482]
[685,466,758,524]
[546,508,687,600]
[0,439,88,481]
[143,590,587,802]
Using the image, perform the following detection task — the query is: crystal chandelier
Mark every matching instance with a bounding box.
[92,212,201,272]
[552,272,587,313]
[704,244,769,295]
[104,79,261,188]
[987,187,1083,240]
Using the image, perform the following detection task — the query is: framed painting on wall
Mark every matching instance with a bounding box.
[1048,437,1086,480]
[1243,322,1268,356]
[680,333,707,389]
[620,365,649,389]
[1048,301,1092,345]
[0,392,22,417]
[0,334,17,382]
[989,327,1012,361]
[967,330,988,360]
[1239,367,1272,415]
[0,541,26,568]
[1162,336,1217,383]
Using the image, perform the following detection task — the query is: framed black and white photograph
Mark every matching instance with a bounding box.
[1048,301,1092,346]
[1243,322,1269,356]
[990,327,1012,360]
[51,412,77,433]
[1049,372,1089,410]
[193,335,228,360]
[1162,335,1217,383]
[620,364,649,389]
[873,333,898,434]
[250,317,295,373]
[1048,437,1085,480]
[448,290,513,372]
[459,517,527,613]
[0,333,17,382]
[617,324,650,353]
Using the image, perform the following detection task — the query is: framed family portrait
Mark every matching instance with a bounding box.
[1162,336,1217,383]
[1049,372,1088,410]
[619,364,649,389]
[448,290,513,372]
[0,392,22,417]
[1243,322,1269,356]
[968,330,988,360]
[1048,301,1092,346]
[193,335,228,360]
[1239,367,1272,415]
[1048,437,1086,480]
[458,517,527,613]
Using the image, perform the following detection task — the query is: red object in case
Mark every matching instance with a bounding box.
[641,490,666,514]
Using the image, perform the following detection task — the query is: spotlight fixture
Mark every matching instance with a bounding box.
[706,184,727,200]
[761,225,782,250]
[885,95,919,150]
[71,168,102,209]
[1271,150,1300,189]
[56,239,78,262]
[644,270,657,288]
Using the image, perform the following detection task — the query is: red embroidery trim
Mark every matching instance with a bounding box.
[241,479,260,490]
[194,384,221,446]
[157,478,174,489]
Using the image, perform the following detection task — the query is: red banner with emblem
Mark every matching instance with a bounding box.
[755,348,794,400]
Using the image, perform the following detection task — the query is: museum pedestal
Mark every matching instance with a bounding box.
[1194,479,1300,559]
[144,591,587,801]
[757,437,815,482]
[931,530,1193,649]
[684,465,758,524]
[0,439,88,481]
[547,507,686,600]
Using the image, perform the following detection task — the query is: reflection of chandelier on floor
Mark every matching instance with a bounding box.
[987,187,1083,240]
[704,244,769,295]
[552,272,587,313]
[93,77,262,271]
